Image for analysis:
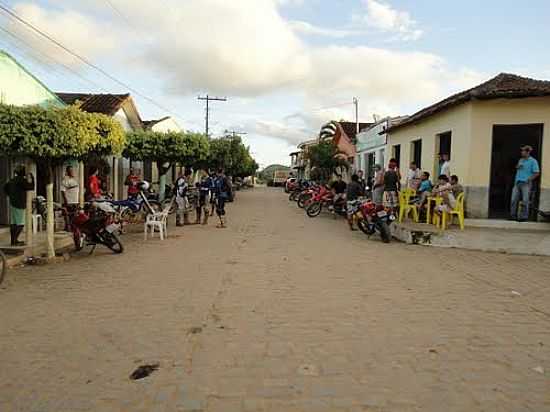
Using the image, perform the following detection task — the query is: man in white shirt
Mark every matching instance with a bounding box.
[439,153,451,178]
[61,165,80,230]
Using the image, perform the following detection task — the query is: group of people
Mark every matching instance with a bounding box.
[173,168,233,229]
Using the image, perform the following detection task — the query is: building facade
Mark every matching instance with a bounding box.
[386,73,550,219]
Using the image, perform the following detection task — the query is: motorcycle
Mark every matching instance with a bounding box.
[353,199,395,243]
[297,183,321,209]
[72,202,124,253]
[107,182,162,224]
[306,187,347,218]
[288,180,312,202]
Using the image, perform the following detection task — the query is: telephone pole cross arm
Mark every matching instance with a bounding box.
[198,95,227,138]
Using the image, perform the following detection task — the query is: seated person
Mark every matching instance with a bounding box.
[330,174,347,204]
[433,175,456,214]
[415,171,433,206]
[450,175,464,197]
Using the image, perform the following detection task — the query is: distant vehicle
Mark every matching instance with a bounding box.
[273,170,290,187]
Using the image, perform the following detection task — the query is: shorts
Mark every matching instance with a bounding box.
[383,191,398,208]
[176,196,190,212]
[216,195,227,216]
[9,206,25,225]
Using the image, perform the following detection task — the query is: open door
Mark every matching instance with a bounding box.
[489,124,543,219]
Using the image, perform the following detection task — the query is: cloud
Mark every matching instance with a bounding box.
[354,0,423,41]
[8,2,122,67]
[288,20,362,38]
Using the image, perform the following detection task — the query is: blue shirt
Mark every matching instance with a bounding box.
[515,156,540,183]
[418,180,433,193]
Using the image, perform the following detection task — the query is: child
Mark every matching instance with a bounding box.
[415,171,433,207]
[433,174,456,214]
[383,159,400,212]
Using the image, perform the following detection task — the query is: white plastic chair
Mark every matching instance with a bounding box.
[144,200,172,240]
[32,214,43,234]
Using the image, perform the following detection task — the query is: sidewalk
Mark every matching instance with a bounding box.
[393,219,550,256]
[0,228,73,267]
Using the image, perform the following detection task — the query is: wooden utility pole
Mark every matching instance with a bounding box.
[198,95,227,138]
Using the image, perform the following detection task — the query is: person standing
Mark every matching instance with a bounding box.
[406,162,422,189]
[383,159,400,213]
[372,164,385,205]
[196,172,212,225]
[346,174,364,231]
[87,167,102,200]
[510,145,540,222]
[4,165,34,246]
[439,153,451,178]
[213,168,232,228]
[124,167,140,199]
[357,170,367,191]
[61,165,80,231]
[174,169,192,227]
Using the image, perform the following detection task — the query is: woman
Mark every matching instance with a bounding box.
[372,164,384,205]
[4,166,34,246]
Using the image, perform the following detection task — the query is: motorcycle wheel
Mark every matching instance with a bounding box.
[289,192,298,202]
[297,193,312,209]
[148,200,162,214]
[306,202,322,218]
[162,198,176,214]
[102,232,124,254]
[73,228,85,251]
[377,221,392,243]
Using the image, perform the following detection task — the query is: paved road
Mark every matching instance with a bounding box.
[1,188,549,412]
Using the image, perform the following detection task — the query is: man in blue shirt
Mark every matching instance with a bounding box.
[510,145,540,222]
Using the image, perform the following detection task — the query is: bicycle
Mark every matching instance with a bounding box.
[0,250,6,285]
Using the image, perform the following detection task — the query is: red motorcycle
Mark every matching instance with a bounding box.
[306,187,346,218]
[296,184,321,209]
[352,199,395,243]
[72,202,124,253]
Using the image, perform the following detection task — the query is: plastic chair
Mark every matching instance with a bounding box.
[442,193,465,230]
[32,214,43,234]
[144,200,172,240]
[398,188,419,223]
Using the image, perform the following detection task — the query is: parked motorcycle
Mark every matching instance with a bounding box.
[306,187,346,218]
[72,202,124,253]
[353,199,395,243]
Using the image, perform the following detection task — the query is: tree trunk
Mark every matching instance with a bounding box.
[79,161,85,207]
[24,158,35,257]
[45,164,55,259]
[159,173,167,202]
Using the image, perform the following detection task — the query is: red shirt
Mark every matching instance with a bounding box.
[127,175,140,196]
[88,175,101,198]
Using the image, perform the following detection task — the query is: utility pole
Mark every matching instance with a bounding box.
[353,97,359,135]
[198,95,227,138]
[225,130,248,139]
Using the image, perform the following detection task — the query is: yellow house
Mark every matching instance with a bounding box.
[386,73,550,219]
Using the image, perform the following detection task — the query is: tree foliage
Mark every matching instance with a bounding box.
[0,104,125,177]
[207,135,259,178]
[306,140,349,182]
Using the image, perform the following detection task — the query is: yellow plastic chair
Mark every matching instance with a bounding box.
[398,188,419,223]
[442,193,465,230]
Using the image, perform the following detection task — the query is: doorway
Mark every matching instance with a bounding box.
[489,124,543,219]
[411,139,422,168]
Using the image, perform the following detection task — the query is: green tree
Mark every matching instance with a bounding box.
[0,104,125,257]
[207,135,259,178]
[306,140,349,183]
[124,130,209,199]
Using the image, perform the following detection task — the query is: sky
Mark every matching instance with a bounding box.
[1,0,550,169]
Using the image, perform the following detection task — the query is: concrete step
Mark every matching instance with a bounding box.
[393,222,550,257]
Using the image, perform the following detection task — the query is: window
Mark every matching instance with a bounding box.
[411,139,422,169]
[392,145,401,169]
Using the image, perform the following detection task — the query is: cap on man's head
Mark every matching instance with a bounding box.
[520,145,533,152]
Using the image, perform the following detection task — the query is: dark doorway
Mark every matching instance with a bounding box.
[392,144,401,169]
[412,139,422,168]
[367,152,375,182]
[489,124,543,219]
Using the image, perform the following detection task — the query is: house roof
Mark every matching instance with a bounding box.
[387,73,550,132]
[143,116,171,129]
[56,92,131,116]
[339,121,373,141]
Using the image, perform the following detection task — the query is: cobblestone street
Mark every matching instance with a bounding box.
[1,188,549,412]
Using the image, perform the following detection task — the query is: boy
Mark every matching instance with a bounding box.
[174,169,192,227]
[196,172,211,225]
[450,175,464,198]
[4,166,34,246]
[383,159,400,212]
[406,162,422,190]
[433,175,456,214]
[415,171,433,207]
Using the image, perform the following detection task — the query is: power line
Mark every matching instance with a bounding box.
[0,2,185,123]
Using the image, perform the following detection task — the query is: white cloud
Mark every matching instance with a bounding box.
[288,20,361,38]
[354,0,423,41]
[8,2,122,67]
